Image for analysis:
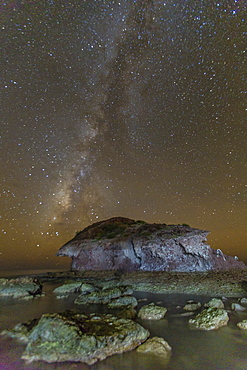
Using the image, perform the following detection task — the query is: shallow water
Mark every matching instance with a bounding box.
[0,270,246,370]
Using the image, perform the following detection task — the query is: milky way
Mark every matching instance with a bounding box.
[1,0,246,269]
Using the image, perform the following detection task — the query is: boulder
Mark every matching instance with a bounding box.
[2,311,149,365]
[107,296,138,308]
[138,303,167,320]
[57,217,246,272]
[53,282,95,297]
[0,276,42,299]
[231,303,246,311]
[189,308,229,330]
[136,336,171,360]
[204,298,224,309]
[237,319,247,330]
[183,302,201,311]
[240,297,247,304]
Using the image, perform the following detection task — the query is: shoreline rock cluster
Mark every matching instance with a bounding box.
[0,276,42,299]
[1,276,247,366]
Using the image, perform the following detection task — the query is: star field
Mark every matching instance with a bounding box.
[1,0,246,269]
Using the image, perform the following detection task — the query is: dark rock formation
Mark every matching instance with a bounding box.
[57,217,246,272]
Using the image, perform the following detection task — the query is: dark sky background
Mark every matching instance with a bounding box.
[1,0,246,270]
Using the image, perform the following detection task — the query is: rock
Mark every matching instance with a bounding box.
[231,303,246,311]
[107,296,138,308]
[240,297,247,304]
[136,336,171,361]
[75,286,133,305]
[183,302,201,311]
[138,303,167,320]
[2,311,149,365]
[204,298,224,309]
[57,217,246,272]
[0,276,42,299]
[237,319,247,330]
[117,306,137,319]
[189,308,229,330]
[53,282,95,296]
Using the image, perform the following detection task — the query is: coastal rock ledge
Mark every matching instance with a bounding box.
[57,217,246,272]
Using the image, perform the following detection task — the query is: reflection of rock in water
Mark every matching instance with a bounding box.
[57,217,246,272]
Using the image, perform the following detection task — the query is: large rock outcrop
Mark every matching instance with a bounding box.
[57,217,246,272]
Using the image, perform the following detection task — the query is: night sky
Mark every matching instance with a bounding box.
[1,0,246,270]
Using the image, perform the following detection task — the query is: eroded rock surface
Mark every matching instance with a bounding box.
[57,217,246,272]
[237,319,247,330]
[53,282,95,297]
[204,298,224,309]
[138,303,167,320]
[136,336,172,360]
[189,308,229,330]
[75,285,133,305]
[2,311,149,365]
[0,276,42,299]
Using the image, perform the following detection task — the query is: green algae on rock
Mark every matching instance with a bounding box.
[189,308,229,330]
[2,311,149,365]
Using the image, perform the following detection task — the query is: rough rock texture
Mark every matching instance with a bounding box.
[53,282,95,297]
[107,296,138,308]
[0,276,42,299]
[57,217,246,272]
[189,308,229,330]
[183,302,201,311]
[2,311,149,365]
[204,298,224,309]
[75,285,133,305]
[138,303,167,320]
[237,319,247,330]
[136,336,172,360]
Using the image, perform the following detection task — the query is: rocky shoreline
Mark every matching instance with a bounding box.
[1,269,247,367]
[37,269,247,296]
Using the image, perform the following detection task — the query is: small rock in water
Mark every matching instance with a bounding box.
[189,308,229,330]
[231,303,246,311]
[237,319,247,330]
[136,336,171,361]
[239,297,247,304]
[138,303,167,320]
[204,298,224,309]
[53,282,95,296]
[183,302,201,311]
[107,296,138,308]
